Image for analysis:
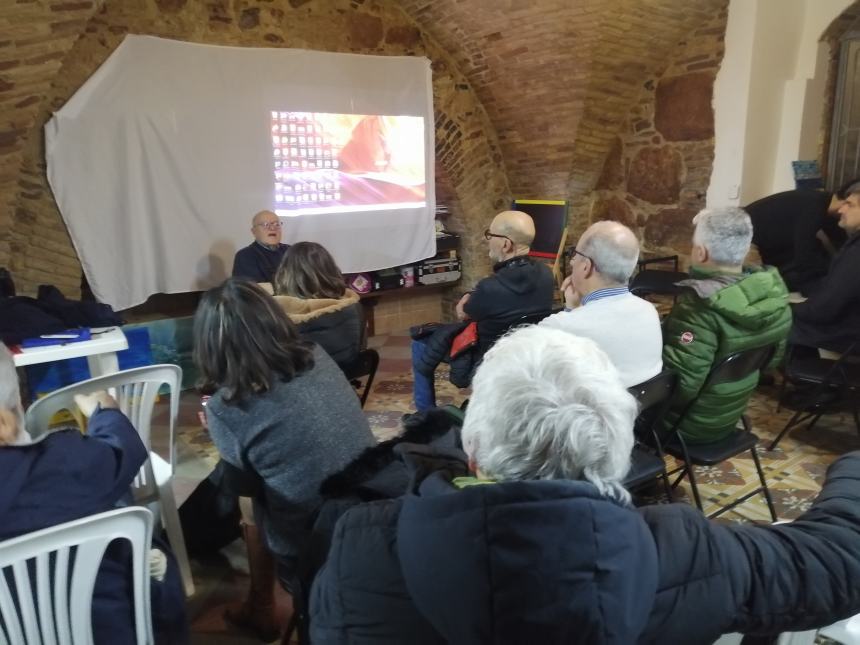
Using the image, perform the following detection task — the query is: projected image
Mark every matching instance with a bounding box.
[271,111,425,215]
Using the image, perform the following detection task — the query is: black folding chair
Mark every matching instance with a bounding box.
[661,344,778,522]
[769,341,860,451]
[629,254,689,302]
[340,348,380,408]
[624,370,679,502]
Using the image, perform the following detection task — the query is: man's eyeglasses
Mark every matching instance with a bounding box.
[255,221,282,230]
[570,246,598,270]
[484,229,512,243]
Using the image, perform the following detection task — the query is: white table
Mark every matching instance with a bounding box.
[12,327,128,378]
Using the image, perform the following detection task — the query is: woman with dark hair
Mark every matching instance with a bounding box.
[194,278,374,639]
[272,241,363,366]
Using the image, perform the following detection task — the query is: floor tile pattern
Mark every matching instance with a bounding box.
[166,329,859,642]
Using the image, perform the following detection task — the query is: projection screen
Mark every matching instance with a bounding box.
[45,35,436,309]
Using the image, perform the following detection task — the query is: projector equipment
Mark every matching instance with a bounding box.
[418,252,462,285]
[371,268,406,291]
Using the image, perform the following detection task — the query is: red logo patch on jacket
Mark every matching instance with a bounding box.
[680,331,694,345]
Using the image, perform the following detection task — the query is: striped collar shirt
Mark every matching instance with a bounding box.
[581,286,630,306]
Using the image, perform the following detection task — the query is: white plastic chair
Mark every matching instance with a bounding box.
[819,613,860,643]
[0,506,154,645]
[24,365,194,597]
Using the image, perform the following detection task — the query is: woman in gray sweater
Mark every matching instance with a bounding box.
[194,278,375,639]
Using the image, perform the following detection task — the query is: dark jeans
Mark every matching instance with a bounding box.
[411,337,436,411]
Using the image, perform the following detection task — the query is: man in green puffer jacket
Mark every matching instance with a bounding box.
[662,207,792,444]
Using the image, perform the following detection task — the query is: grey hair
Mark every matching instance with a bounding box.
[578,221,640,284]
[693,207,753,266]
[0,344,24,440]
[460,326,637,503]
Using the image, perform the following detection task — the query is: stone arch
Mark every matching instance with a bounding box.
[5,0,508,297]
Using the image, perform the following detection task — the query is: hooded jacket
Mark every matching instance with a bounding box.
[464,255,555,353]
[662,265,791,443]
[274,289,362,366]
[310,448,860,645]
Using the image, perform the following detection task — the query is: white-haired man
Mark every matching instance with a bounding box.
[539,220,662,387]
[309,325,860,644]
[0,345,187,643]
[662,207,791,444]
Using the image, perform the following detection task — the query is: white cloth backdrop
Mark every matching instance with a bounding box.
[45,35,436,309]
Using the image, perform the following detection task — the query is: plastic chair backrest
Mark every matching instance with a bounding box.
[339,349,380,408]
[628,369,678,442]
[512,310,552,327]
[665,344,777,442]
[0,507,154,645]
[24,365,182,489]
[705,344,776,388]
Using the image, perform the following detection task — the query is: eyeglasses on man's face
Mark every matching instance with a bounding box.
[570,246,598,270]
[255,221,282,230]
[484,229,512,243]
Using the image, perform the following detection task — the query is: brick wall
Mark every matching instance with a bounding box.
[0,0,105,292]
[0,0,736,313]
[587,8,729,261]
[1,0,508,305]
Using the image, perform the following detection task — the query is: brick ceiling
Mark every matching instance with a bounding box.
[399,0,727,198]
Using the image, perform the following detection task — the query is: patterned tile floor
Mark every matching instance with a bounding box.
[164,329,860,643]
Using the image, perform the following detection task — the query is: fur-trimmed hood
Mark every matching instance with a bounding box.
[319,408,463,499]
[274,289,360,324]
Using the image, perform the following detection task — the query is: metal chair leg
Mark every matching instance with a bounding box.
[852,399,860,437]
[751,447,778,523]
[683,462,704,512]
[776,373,789,413]
[768,408,805,451]
[660,471,674,503]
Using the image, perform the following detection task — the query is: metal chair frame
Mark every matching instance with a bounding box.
[624,369,679,502]
[659,345,779,522]
[770,341,860,451]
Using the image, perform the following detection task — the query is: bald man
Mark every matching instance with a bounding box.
[231,210,290,283]
[412,210,555,411]
[539,221,662,387]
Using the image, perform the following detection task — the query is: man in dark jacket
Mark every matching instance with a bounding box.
[232,210,290,283]
[0,345,188,644]
[745,185,849,294]
[791,180,860,352]
[410,210,554,410]
[310,326,860,644]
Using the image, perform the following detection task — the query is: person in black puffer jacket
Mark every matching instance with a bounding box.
[411,210,554,410]
[311,326,860,645]
[273,241,363,367]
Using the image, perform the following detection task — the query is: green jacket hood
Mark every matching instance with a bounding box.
[677,266,789,331]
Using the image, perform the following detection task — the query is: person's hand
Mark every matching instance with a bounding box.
[198,410,209,430]
[73,391,118,418]
[0,408,21,446]
[149,548,167,582]
[456,292,472,321]
[561,276,580,309]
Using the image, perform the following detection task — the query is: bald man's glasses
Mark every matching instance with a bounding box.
[255,221,282,230]
[484,229,512,243]
[570,247,598,271]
